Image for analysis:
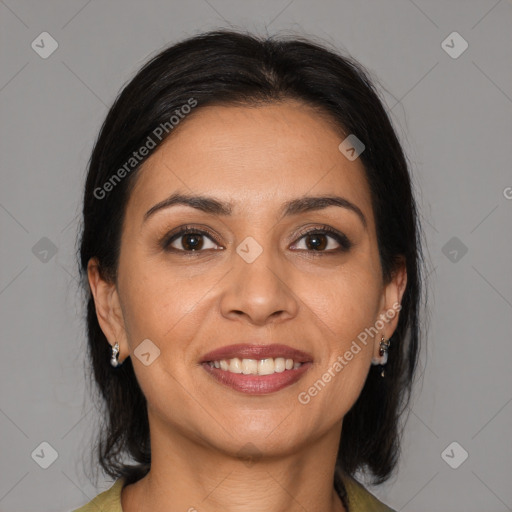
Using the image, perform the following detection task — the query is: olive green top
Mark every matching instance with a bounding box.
[72,472,396,512]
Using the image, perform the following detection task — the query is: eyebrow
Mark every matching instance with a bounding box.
[143,192,367,229]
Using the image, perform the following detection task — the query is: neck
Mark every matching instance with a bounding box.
[121,416,345,512]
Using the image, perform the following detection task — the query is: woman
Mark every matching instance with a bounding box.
[74,29,424,512]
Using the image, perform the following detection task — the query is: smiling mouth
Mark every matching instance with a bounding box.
[200,343,313,394]
[201,359,312,394]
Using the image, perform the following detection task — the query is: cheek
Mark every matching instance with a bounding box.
[305,265,381,344]
[295,267,380,407]
[118,257,211,343]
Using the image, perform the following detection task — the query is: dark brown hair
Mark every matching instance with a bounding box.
[78,29,425,495]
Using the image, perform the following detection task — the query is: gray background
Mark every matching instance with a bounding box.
[1,1,511,511]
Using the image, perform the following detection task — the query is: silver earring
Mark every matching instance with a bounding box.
[371,335,390,377]
[110,341,121,367]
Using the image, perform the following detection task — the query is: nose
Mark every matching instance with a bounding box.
[219,246,299,326]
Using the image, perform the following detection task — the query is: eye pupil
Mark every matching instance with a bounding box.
[306,234,327,251]
[183,234,203,250]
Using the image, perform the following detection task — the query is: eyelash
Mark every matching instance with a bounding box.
[161,224,353,255]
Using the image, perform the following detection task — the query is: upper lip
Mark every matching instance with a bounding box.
[200,343,313,363]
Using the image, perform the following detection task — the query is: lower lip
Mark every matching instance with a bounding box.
[201,362,312,394]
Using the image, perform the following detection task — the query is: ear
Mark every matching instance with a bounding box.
[87,258,129,363]
[374,257,407,357]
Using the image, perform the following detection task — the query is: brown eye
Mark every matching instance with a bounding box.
[177,233,204,251]
[163,227,221,252]
[304,233,328,251]
[291,226,352,253]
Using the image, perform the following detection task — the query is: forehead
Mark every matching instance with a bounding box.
[126,101,373,221]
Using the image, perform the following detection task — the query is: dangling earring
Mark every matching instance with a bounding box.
[371,335,390,377]
[110,341,121,367]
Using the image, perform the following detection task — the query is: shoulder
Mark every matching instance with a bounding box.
[71,477,125,512]
[339,471,397,512]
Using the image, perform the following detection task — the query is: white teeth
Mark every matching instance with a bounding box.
[274,357,285,373]
[258,358,274,375]
[228,357,243,373]
[242,359,258,375]
[209,357,303,375]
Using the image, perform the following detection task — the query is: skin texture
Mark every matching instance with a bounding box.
[88,101,407,512]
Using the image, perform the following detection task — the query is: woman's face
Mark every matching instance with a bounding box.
[90,101,405,459]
